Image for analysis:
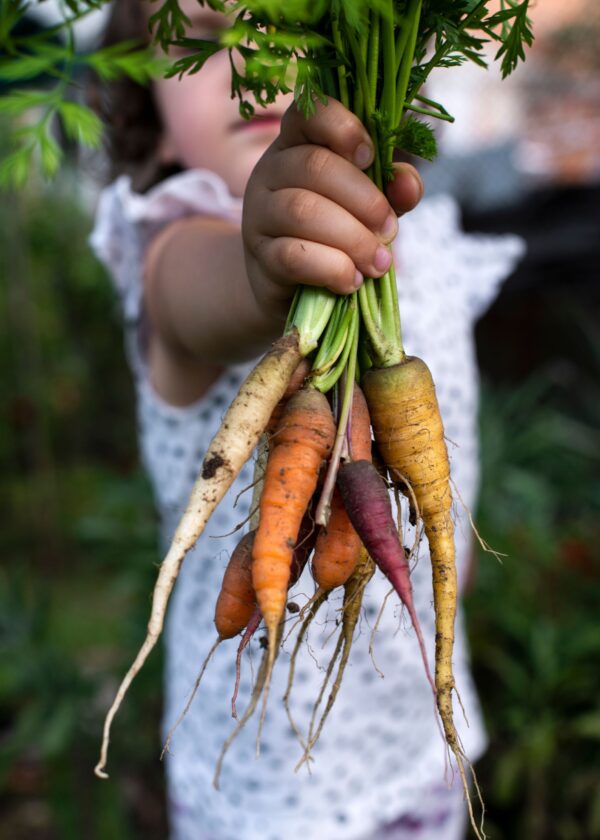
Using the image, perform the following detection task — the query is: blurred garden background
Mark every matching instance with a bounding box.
[1,2,600,839]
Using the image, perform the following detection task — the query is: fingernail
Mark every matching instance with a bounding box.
[374,245,392,274]
[381,212,398,243]
[353,269,364,289]
[353,142,373,168]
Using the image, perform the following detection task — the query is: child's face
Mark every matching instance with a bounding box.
[152,2,293,197]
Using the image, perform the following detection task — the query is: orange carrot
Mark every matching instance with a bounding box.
[252,388,335,644]
[251,387,335,746]
[312,386,372,592]
[214,530,257,640]
[231,508,317,719]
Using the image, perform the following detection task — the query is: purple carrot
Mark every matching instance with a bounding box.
[337,460,436,698]
[232,607,262,719]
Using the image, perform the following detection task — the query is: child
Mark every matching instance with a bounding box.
[90,2,524,838]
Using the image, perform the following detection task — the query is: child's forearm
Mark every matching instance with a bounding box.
[144,215,288,367]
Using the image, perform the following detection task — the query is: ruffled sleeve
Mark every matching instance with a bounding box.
[89,169,243,328]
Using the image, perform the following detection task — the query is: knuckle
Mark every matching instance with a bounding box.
[354,230,378,266]
[278,238,307,277]
[286,190,318,226]
[332,255,356,292]
[249,234,270,263]
[304,146,330,181]
[365,191,390,228]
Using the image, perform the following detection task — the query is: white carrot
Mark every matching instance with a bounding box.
[95,332,301,779]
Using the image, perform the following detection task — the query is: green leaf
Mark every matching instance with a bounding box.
[57,101,103,149]
[394,115,437,161]
[493,0,534,78]
[0,44,67,82]
[0,89,52,116]
[84,42,161,84]
[164,38,222,79]
[0,0,29,45]
[38,129,63,178]
[0,143,35,189]
[148,0,191,51]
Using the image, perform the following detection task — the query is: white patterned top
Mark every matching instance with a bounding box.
[91,169,524,840]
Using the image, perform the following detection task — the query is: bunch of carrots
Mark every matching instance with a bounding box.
[94,2,533,837]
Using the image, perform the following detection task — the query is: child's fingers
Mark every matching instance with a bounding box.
[385,162,424,216]
[260,144,397,244]
[250,236,360,297]
[253,187,393,280]
[275,97,374,170]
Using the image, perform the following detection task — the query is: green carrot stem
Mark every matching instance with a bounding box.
[367,11,379,109]
[381,0,397,126]
[285,286,336,356]
[315,303,359,526]
[363,276,381,328]
[312,296,346,370]
[312,300,354,377]
[357,283,389,362]
[387,260,403,352]
[312,301,357,393]
[394,14,411,77]
[414,93,454,119]
[395,0,422,126]
[331,15,349,109]
[404,103,454,122]
[404,0,488,107]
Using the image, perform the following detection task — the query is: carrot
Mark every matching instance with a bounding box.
[311,488,363,592]
[231,607,261,719]
[336,458,436,700]
[362,356,476,820]
[231,508,317,719]
[94,332,302,779]
[251,387,335,746]
[161,529,258,755]
[252,388,335,649]
[311,386,371,593]
[214,530,257,639]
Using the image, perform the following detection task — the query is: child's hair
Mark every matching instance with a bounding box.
[90,0,181,192]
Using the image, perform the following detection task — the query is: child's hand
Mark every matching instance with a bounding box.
[243,97,424,316]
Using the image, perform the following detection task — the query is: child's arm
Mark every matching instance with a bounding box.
[144,98,423,405]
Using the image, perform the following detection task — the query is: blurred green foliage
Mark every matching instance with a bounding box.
[467,317,600,839]
[0,167,167,838]
[0,158,598,839]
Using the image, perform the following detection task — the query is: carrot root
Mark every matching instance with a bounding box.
[213,621,284,790]
[161,636,222,760]
[283,589,330,754]
[299,551,374,768]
